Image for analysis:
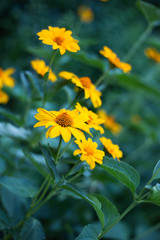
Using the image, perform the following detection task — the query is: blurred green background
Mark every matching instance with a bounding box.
[0,0,160,239]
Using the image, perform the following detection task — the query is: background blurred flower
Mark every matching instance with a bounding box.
[145,48,160,63]
[0,90,9,104]
[77,5,94,23]
[0,67,15,88]
[99,46,131,73]
[31,59,57,82]
[100,137,123,160]
[37,26,80,55]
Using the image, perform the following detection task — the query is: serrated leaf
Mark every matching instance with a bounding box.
[0,176,38,198]
[152,160,160,180]
[20,218,45,240]
[75,223,101,240]
[99,157,140,194]
[136,1,160,26]
[94,194,120,230]
[23,150,48,178]
[39,143,60,183]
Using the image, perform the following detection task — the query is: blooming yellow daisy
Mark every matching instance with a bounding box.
[75,102,104,134]
[58,71,102,108]
[74,138,105,169]
[31,59,57,82]
[99,137,123,161]
[34,108,91,143]
[99,46,131,73]
[37,26,80,55]
[144,48,160,63]
[97,109,122,134]
[0,68,15,89]
[78,5,94,23]
[0,90,9,104]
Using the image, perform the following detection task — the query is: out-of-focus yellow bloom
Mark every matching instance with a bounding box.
[99,137,123,161]
[37,26,80,55]
[145,48,160,63]
[74,138,105,169]
[58,71,102,108]
[97,109,122,134]
[75,102,104,134]
[0,68,15,89]
[34,108,91,143]
[78,5,94,23]
[100,0,109,2]
[31,59,57,82]
[99,46,131,73]
[0,90,9,104]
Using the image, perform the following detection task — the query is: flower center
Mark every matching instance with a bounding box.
[87,115,93,124]
[0,68,3,76]
[85,146,93,155]
[54,36,64,45]
[79,77,91,88]
[55,112,73,127]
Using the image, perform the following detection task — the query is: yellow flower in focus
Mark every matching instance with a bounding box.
[99,137,123,161]
[0,68,15,89]
[75,102,104,134]
[97,109,122,134]
[37,26,80,55]
[78,5,94,23]
[145,48,160,63]
[34,108,91,143]
[74,138,105,169]
[31,59,57,82]
[58,71,102,108]
[0,90,9,104]
[99,46,131,73]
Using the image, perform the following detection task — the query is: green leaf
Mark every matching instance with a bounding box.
[75,223,101,240]
[39,143,60,183]
[152,160,160,180]
[0,176,38,198]
[111,73,160,99]
[62,182,99,207]
[0,209,10,230]
[147,184,160,206]
[0,158,7,175]
[99,157,140,194]
[0,108,22,126]
[23,150,48,178]
[136,1,160,27]
[20,218,45,240]
[69,51,105,71]
[94,194,120,230]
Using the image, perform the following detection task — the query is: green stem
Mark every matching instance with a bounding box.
[55,135,63,164]
[59,137,75,159]
[42,50,57,107]
[67,90,82,109]
[98,201,137,239]
[124,25,152,61]
[95,70,110,87]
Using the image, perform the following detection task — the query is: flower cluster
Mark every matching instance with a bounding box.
[0,67,15,104]
[99,46,131,73]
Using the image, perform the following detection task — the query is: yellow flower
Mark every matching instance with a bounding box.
[99,137,123,161]
[31,59,57,82]
[97,109,122,134]
[78,5,94,23]
[34,108,91,143]
[99,46,131,73]
[0,90,9,104]
[37,26,80,55]
[0,68,15,89]
[58,71,102,108]
[144,48,160,63]
[75,102,104,134]
[74,138,105,169]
